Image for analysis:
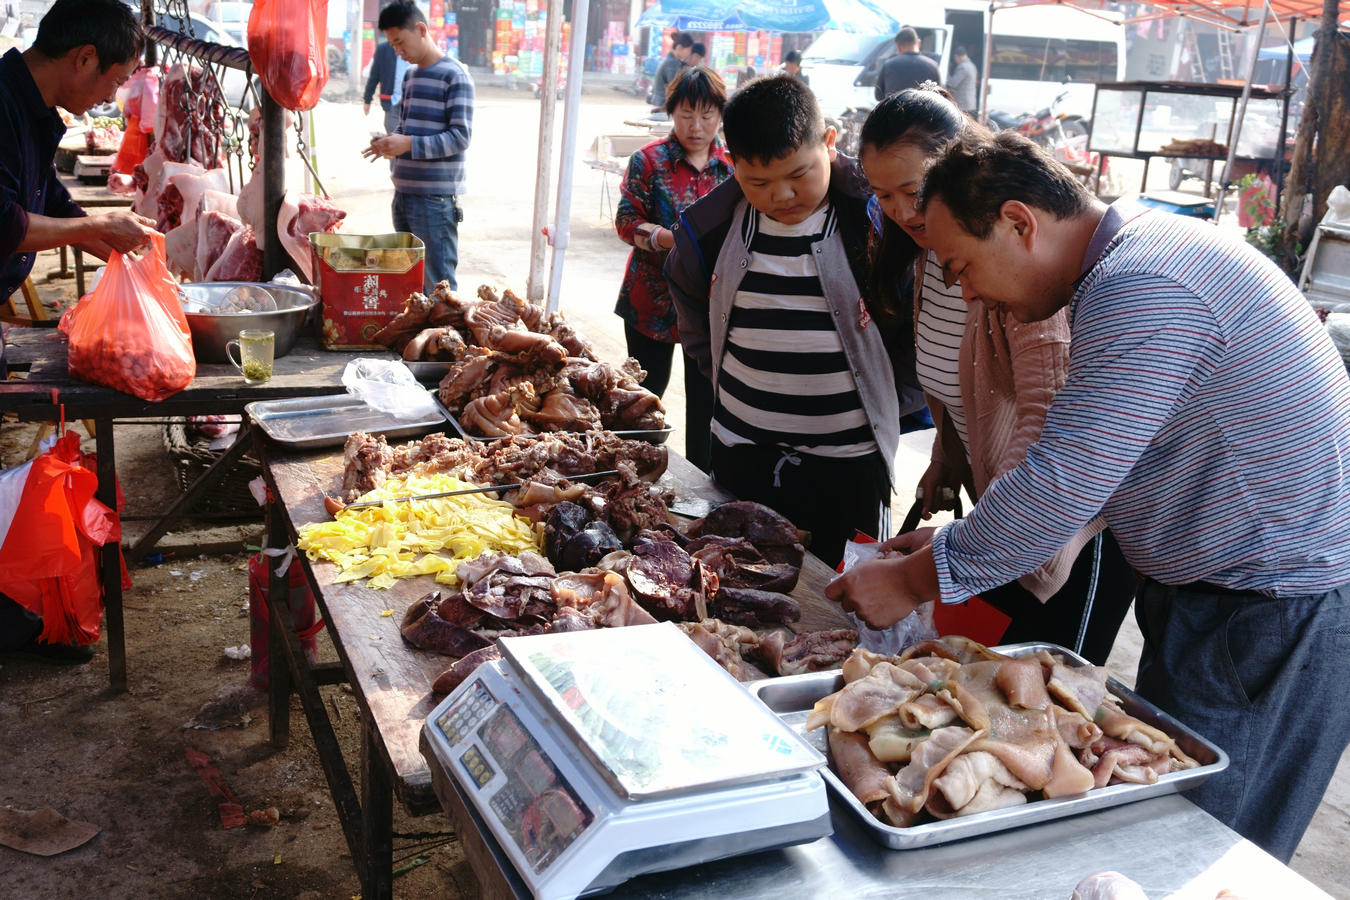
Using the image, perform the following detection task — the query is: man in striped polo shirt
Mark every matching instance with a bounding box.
[668,76,925,567]
[829,130,1350,861]
[363,0,473,292]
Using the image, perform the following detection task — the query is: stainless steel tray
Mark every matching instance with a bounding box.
[747,641,1228,850]
[408,365,674,445]
[438,402,674,446]
[246,394,447,449]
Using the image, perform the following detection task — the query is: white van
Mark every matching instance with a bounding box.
[799,3,1124,122]
[800,10,952,120]
[982,5,1125,121]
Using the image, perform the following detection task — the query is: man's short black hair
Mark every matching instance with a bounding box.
[784,50,802,64]
[895,27,919,48]
[953,45,968,57]
[672,31,694,50]
[722,74,823,165]
[33,0,143,72]
[691,42,706,57]
[378,0,426,31]
[665,65,725,115]
[920,130,1094,238]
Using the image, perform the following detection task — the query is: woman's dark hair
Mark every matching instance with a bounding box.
[859,87,968,316]
[672,31,695,50]
[378,0,426,30]
[665,66,727,115]
[920,129,1094,238]
[722,75,822,165]
[33,0,143,71]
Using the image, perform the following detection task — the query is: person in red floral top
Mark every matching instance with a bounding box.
[615,66,732,471]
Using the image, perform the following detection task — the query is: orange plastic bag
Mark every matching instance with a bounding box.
[247,0,330,112]
[1,432,129,646]
[59,231,195,401]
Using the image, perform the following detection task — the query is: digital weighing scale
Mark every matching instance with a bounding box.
[422,622,831,900]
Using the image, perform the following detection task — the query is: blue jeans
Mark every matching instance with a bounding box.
[392,191,459,293]
[1135,578,1350,862]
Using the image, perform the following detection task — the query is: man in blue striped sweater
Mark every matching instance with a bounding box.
[830,130,1350,861]
[362,0,474,292]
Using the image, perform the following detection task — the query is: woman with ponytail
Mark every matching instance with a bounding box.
[859,87,1135,664]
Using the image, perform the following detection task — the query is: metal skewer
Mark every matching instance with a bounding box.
[338,469,620,511]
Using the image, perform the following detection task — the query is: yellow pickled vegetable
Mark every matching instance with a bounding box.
[297,474,542,589]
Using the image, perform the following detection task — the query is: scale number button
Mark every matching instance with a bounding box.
[460,745,496,789]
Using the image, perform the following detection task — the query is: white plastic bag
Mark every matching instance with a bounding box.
[839,540,938,655]
[1324,184,1350,225]
[341,358,438,421]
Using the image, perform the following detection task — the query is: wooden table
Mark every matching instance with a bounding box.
[256,436,853,900]
[0,329,365,690]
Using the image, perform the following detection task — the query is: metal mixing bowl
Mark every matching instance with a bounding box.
[178,282,318,364]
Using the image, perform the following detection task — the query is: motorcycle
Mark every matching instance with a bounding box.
[987,91,1088,149]
[827,104,872,158]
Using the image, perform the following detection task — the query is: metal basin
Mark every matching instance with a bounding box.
[179,282,318,364]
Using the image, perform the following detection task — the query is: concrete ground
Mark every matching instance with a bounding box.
[1,86,1345,897]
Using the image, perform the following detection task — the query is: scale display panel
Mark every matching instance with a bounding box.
[479,704,595,873]
[501,624,824,800]
[435,679,594,874]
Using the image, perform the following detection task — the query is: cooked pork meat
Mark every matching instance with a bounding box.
[686,501,808,567]
[625,540,707,622]
[432,646,503,694]
[711,587,800,627]
[679,618,767,682]
[752,628,857,676]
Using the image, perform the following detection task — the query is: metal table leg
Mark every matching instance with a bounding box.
[129,419,256,559]
[95,415,126,692]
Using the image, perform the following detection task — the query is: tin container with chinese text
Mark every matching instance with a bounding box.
[309,233,425,350]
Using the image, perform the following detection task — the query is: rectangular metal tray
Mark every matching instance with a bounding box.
[747,641,1228,850]
[245,394,447,449]
[408,364,675,445]
[437,399,674,446]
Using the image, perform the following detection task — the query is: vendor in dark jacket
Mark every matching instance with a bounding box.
[0,0,155,666]
[665,75,925,568]
[363,39,411,136]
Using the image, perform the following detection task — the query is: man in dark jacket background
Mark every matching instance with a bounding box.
[874,27,939,100]
[649,31,693,117]
[363,39,410,136]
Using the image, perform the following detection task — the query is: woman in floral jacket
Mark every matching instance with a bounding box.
[614,66,731,470]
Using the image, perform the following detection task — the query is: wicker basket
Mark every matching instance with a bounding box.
[162,419,264,518]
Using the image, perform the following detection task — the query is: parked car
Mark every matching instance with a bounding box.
[202,1,253,47]
[139,9,258,110]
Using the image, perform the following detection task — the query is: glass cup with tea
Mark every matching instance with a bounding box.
[226,329,275,385]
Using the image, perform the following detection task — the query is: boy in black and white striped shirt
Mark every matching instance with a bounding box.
[667,76,925,567]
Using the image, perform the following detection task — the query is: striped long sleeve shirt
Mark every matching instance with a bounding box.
[393,55,474,196]
[932,203,1350,602]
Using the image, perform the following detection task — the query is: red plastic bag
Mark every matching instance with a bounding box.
[111,113,149,174]
[247,555,324,690]
[1,432,129,646]
[59,231,195,401]
[247,0,330,112]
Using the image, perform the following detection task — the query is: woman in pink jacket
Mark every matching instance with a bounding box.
[859,88,1136,664]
